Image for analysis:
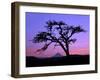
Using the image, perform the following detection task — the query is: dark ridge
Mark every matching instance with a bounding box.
[26,55,89,67]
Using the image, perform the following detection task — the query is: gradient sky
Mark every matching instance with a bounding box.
[26,12,90,58]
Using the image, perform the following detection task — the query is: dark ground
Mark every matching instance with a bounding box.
[26,55,89,67]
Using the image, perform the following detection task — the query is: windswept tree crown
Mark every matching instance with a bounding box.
[32,20,86,56]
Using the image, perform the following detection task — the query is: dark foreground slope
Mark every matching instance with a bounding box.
[26,55,89,67]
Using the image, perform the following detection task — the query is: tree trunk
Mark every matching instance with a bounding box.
[59,43,70,56]
[57,41,70,56]
[65,43,70,56]
[60,45,70,56]
[66,45,70,56]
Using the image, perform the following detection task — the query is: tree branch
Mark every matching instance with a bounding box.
[47,32,67,52]
[58,25,68,43]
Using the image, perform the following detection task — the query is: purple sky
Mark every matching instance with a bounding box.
[26,12,90,58]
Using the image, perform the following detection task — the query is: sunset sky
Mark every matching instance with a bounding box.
[26,12,90,58]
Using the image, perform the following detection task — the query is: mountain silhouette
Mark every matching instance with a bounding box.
[53,53,63,57]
